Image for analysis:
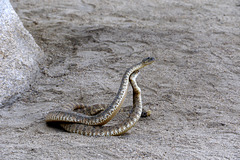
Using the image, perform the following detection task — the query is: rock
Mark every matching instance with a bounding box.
[0,0,44,108]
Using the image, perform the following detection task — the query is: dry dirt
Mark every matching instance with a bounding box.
[1,0,240,159]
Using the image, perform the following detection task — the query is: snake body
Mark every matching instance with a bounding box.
[59,102,150,118]
[45,57,155,126]
[60,70,142,136]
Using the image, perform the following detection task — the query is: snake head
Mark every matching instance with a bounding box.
[142,57,155,65]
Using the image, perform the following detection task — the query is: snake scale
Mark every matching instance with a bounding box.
[58,102,150,118]
[45,57,155,136]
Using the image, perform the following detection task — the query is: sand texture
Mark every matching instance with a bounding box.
[1,0,240,159]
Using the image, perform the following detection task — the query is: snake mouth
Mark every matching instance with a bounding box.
[142,57,155,65]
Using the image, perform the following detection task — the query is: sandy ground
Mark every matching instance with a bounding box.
[1,0,240,159]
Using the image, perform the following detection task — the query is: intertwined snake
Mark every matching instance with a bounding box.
[45,57,155,136]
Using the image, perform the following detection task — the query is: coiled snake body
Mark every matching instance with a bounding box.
[45,57,155,136]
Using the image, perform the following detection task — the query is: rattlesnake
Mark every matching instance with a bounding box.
[57,102,151,118]
[45,57,155,136]
[60,70,143,136]
[45,57,155,126]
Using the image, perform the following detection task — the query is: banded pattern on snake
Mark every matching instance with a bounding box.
[45,57,155,136]
[57,102,151,118]
[60,70,142,136]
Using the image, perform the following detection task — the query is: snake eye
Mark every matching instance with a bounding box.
[142,57,155,64]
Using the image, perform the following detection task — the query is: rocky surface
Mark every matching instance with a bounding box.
[0,0,239,159]
[0,0,43,108]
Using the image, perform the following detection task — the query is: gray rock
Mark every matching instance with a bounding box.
[0,0,44,108]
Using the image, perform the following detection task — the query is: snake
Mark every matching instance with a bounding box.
[60,70,143,136]
[58,102,151,117]
[45,57,155,126]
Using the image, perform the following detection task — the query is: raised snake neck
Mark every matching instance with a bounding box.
[45,57,154,126]
[60,70,142,136]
